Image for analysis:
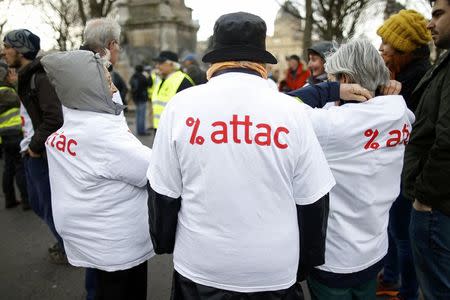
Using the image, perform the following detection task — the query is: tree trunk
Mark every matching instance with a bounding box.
[302,0,313,60]
[384,0,405,19]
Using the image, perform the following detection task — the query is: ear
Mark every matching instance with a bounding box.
[107,40,115,51]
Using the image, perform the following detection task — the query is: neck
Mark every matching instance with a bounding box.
[18,58,32,71]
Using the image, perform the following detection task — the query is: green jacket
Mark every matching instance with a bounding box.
[402,50,450,216]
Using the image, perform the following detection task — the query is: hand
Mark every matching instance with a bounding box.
[7,68,18,85]
[28,148,41,158]
[413,199,432,212]
[340,84,372,102]
[380,80,402,95]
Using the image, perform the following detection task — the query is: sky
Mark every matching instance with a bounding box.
[1,0,432,51]
[184,0,280,41]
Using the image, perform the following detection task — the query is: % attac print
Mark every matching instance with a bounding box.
[363,124,410,150]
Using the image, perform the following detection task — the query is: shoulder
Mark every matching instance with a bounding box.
[34,68,51,86]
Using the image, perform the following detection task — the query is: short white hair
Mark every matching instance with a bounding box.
[325,39,390,92]
[83,18,121,51]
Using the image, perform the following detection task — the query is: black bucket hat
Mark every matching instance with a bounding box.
[202,12,277,64]
[153,51,179,63]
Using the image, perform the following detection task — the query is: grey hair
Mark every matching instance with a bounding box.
[83,18,121,51]
[325,39,390,92]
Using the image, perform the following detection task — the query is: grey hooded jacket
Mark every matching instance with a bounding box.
[41,50,125,115]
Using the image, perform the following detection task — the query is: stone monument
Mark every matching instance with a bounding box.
[116,0,199,75]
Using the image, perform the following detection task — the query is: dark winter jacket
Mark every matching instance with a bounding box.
[17,58,63,154]
[396,57,431,112]
[307,73,328,85]
[129,72,151,103]
[185,64,206,85]
[402,51,450,216]
[111,71,128,106]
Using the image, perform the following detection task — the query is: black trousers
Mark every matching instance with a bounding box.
[171,271,304,300]
[95,261,148,300]
[2,134,28,206]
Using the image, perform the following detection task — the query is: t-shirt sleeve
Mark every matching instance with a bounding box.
[147,104,182,198]
[293,108,335,205]
[103,131,152,187]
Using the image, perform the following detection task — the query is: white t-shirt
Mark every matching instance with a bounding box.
[147,72,335,292]
[19,103,34,153]
[46,107,154,271]
[20,92,124,153]
[306,95,415,273]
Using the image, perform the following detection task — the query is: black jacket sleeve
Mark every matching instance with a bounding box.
[147,181,182,254]
[28,72,63,154]
[296,193,330,281]
[287,82,340,108]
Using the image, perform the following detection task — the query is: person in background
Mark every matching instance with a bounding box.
[42,50,153,300]
[280,54,310,92]
[130,65,152,136]
[402,0,450,299]
[144,66,158,132]
[181,53,207,85]
[304,39,414,300]
[151,50,194,130]
[307,41,334,85]
[0,61,29,210]
[376,9,432,300]
[2,29,66,264]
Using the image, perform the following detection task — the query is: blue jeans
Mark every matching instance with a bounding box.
[135,101,147,135]
[23,156,64,248]
[410,207,450,300]
[383,193,418,299]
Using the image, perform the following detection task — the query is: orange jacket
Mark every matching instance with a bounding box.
[283,63,310,91]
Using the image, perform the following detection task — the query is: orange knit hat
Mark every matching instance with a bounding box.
[377,9,431,53]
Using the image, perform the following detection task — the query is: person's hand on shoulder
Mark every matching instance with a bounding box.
[340,83,372,102]
[379,80,402,96]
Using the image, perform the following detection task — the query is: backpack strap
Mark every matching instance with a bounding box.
[28,72,39,101]
[30,73,37,93]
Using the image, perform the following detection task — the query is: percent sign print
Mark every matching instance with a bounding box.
[364,129,380,150]
[186,117,205,145]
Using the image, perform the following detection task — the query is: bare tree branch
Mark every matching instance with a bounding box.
[77,0,87,25]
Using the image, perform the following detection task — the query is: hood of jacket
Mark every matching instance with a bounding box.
[41,50,124,115]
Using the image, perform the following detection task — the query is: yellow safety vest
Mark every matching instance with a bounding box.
[147,72,159,101]
[152,70,194,129]
[0,86,21,135]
